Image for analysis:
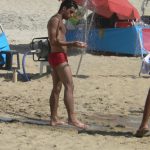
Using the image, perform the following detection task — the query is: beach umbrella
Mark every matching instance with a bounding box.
[75,0,140,20]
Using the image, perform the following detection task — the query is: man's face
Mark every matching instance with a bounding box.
[63,7,76,20]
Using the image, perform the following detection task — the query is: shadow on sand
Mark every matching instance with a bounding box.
[78,129,134,137]
[73,74,90,79]
[0,72,51,82]
[1,112,150,137]
[98,74,150,79]
[0,115,134,137]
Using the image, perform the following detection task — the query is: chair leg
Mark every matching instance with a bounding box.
[139,65,142,76]
[12,69,18,82]
[39,61,50,75]
[46,65,51,74]
[40,62,43,75]
[139,61,145,77]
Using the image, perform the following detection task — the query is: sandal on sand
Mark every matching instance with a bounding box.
[135,128,149,138]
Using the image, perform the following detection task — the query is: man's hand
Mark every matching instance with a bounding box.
[73,41,87,48]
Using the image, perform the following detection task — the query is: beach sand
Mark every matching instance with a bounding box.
[0,0,150,150]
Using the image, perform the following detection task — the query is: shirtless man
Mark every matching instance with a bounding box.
[47,0,87,129]
[136,88,150,137]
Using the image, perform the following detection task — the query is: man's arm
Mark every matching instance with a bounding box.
[48,17,74,47]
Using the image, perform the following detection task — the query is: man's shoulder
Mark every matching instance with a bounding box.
[48,15,60,24]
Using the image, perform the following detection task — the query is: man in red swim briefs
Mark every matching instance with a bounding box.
[47,0,88,129]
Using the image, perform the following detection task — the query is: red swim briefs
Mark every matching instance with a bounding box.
[48,52,68,68]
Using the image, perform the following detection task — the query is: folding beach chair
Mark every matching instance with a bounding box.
[0,24,20,82]
[139,28,150,76]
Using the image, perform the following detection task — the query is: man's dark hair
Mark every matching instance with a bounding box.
[59,0,78,12]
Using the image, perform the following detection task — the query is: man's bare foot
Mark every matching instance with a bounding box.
[50,119,66,126]
[135,127,149,137]
[68,120,88,129]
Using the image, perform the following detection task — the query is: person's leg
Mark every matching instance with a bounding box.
[49,69,65,126]
[136,88,150,137]
[139,88,150,129]
[55,62,87,129]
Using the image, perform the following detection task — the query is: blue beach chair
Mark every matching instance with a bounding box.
[0,25,10,67]
[0,24,20,82]
[0,24,20,71]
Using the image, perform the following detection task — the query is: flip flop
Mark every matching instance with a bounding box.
[135,128,149,138]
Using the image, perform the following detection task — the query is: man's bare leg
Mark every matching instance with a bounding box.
[56,63,87,129]
[136,89,150,137]
[139,89,150,129]
[50,69,65,126]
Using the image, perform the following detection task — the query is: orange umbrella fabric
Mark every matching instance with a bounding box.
[75,0,140,20]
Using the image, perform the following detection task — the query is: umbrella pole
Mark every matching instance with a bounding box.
[75,49,85,76]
